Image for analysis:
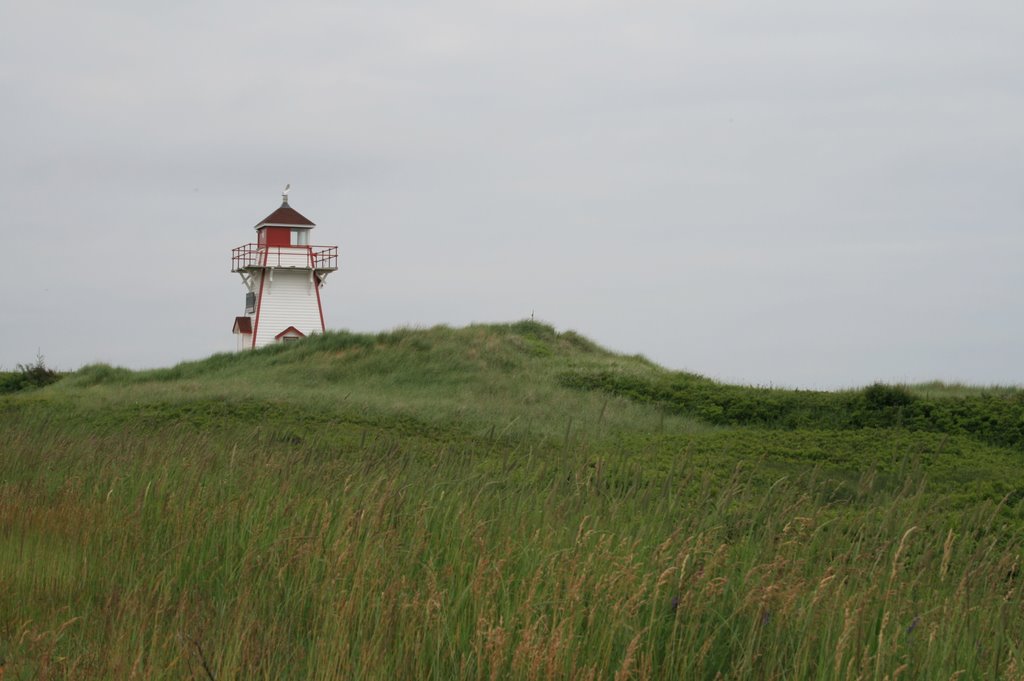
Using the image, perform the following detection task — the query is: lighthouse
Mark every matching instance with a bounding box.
[231,187,338,350]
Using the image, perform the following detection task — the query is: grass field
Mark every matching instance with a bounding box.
[2,321,1023,679]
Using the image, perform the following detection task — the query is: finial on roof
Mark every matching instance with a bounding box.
[282,183,291,205]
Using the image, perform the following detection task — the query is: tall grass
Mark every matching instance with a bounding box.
[2,411,1022,679]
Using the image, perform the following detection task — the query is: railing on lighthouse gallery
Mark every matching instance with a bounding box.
[231,244,339,272]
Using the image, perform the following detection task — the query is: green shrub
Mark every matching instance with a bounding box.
[559,370,1024,448]
[863,382,914,409]
[0,354,62,393]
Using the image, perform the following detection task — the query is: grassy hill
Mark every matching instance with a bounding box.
[2,321,1023,679]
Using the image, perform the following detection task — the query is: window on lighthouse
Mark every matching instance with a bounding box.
[291,229,309,246]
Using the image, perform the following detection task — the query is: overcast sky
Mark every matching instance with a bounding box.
[1,1,1021,389]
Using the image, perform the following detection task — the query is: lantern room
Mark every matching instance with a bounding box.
[254,194,316,246]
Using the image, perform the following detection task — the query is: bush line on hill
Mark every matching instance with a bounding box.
[558,370,1024,449]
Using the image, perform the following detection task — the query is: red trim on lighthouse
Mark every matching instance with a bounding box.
[250,248,268,349]
[313,274,325,331]
[274,326,306,340]
[309,247,327,333]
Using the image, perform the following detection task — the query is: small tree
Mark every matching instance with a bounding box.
[0,352,62,393]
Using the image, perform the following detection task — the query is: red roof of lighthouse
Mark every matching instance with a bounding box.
[254,200,316,229]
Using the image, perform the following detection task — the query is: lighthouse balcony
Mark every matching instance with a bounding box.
[231,244,338,272]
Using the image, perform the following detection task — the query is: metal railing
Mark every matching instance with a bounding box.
[232,244,338,271]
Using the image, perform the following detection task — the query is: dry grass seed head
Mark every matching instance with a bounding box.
[510,615,550,679]
[654,529,682,561]
[811,567,838,608]
[543,619,571,681]
[614,574,653,619]
[571,665,598,681]
[656,566,676,590]
[890,527,919,582]
[696,632,716,669]
[479,617,509,681]
[613,629,644,681]
[833,599,865,678]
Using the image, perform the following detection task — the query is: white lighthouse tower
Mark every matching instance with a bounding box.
[231,187,338,350]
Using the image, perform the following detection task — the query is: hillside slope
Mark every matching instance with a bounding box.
[2,321,1024,679]
[20,320,1024,500]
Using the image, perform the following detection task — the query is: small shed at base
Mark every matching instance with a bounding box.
[232,316,253,351]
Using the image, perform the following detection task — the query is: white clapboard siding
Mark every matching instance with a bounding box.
[252,269,323,347]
